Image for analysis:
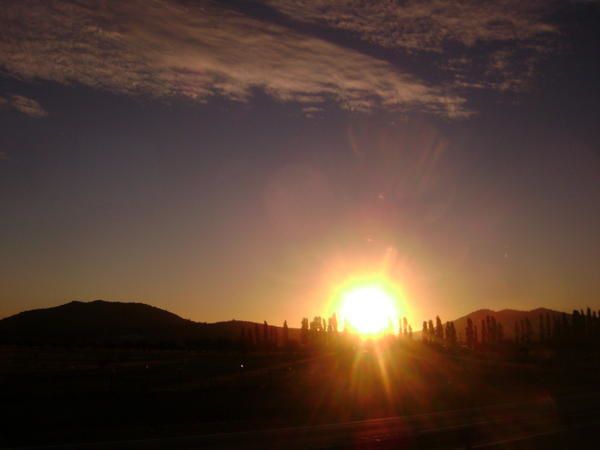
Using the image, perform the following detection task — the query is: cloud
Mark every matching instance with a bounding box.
[0,151,8,160]
[265,0,557,52]
[9,95,47,117]
[0,0,468,118]
[265,0,559,93]
[0,94,47,117]
[302,105,323,118]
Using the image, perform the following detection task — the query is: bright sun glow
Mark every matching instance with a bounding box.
[340,285,398,335]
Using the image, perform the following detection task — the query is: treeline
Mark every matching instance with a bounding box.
[421,316,458,346]
[6,308,599,353]
[464,316,503,349]
[236,307,600,353]
[237,315,343,351]
[458,308,600,349]
[238,320,292,351]
[237,313,418,351]
[237,314,422,351]
[516,308,600,346]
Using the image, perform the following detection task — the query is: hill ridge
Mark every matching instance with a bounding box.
[0,300,298,346]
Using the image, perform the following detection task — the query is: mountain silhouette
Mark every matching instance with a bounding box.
[0,300,196,344]
[451,307,564,340]
[0,300,295,346]
[1,300,566,346]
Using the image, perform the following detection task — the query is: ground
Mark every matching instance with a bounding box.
[1,341,598,447]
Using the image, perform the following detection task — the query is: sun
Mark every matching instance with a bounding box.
[340,285,398,336]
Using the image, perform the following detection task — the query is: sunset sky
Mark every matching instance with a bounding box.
[1,0,599,326]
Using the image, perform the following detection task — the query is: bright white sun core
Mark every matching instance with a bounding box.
[340,285,398,335]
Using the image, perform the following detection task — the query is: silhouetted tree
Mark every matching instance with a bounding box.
[422,321,428,342]
[263,321,269,346]
[328,313,338,335]
[300,318,309,345]
[466,318,474,349]
[452,322,458,345]
[283,320,289,346]
[445,321,457,346]
[435,316,443,342]
[428,320,435,342]
[310,316,324,334]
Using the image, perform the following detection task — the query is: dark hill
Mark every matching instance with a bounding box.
[451,307,564,341]
[0,300,298,346]
[0,300,198,344]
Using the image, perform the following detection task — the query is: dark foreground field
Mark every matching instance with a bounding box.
[1,341,599,448]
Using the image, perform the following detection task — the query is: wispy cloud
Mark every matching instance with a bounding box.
[265,0,559,93]
[0,94,47,118]
[302,105,323,118]
[265,0,557,52]
[0,0,468,118]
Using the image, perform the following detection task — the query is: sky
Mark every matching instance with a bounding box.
[0,0,599,326]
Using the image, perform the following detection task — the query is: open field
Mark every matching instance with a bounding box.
[2,341,599,448]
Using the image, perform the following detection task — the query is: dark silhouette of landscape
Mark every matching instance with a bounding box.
[0,300,297,347]
[1,300,599,449]
[2,300,595,349]
[2,0,599,448]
